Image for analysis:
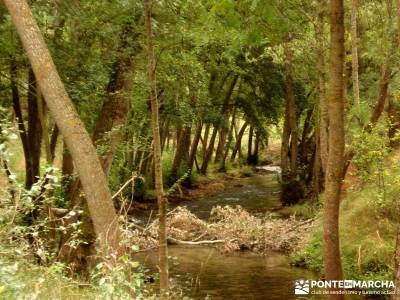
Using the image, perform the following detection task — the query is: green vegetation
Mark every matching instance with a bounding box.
[293,145,400,283]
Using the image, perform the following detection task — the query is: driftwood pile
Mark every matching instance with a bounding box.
[124,206,313,254]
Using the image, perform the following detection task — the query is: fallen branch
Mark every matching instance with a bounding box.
[130,222,224,246]
[167,237,224,245]
[112,174,138,200]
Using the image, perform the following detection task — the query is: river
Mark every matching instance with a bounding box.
[135,174,361,299]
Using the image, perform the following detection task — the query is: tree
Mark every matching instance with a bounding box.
[351,0,360,107]
[323,0,345,299]
[3,0,120,254]
[316,0,329,176]
[144,0,169,297]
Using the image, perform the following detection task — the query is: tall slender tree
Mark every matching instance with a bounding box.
[144,0,169,297]
[323,0,345,299]
[316,0,329,176]
[351,0,360,107]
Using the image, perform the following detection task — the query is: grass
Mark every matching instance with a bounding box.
[291,158,400,281]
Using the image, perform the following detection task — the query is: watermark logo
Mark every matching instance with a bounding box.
[294,279,395,296]
[295,280,310,295]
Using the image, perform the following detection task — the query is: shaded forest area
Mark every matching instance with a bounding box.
[1,0,400,299]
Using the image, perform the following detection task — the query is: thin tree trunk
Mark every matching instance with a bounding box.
[247,125,254,164]
[4,0,120,253]
[393,227,400,299]
[202,123,210,157]
[10,59,32,188]
[27,69,42,189]
[392,3,400,298]
[300,107,314,164]
[323,1,345,299]
[316,2,329,175]
[188,121,203,171]
[231,121,248,162]
[200,126,218,174]
[220,107,236,171]
[49,125,59,162]
[144,0,168,296]
[170,126,191,181]
[281,108,291,178]
[351,0,360,107]
[370,63,391,126]
[37,91,51,163]
[285,43,298,179]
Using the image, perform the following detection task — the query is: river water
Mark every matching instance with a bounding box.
[135,174,361,299]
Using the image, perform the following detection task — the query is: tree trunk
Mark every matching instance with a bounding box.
[285,44,298,179]
[170,126,191,182]
[27,69,42,189]
[220,107,236,171]
[300,107,314,165]
[202,123,210,158]
[316,2,329,175]
[351,0,360,107]
[10,59,32,189]
[144,0,169,296]
[392,3,400,298]
[188,121,203,171]
[231,121,248,162]
[200,126,218,174]
[281,107,291,178]
[92,26,136,176]
[370,63,391,126]
[323,1,345,299]
[4,0,120,253]
[393,228,400,300]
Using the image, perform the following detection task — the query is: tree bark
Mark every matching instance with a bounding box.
[200,126,218,174]
[247,125,253,164]
[316,2,329,175]
[144,0,169,297]
[323,1,345,299]
[231,121,248,162]
[220,107,236,171]
[351,0,360,107]
[392,3,400,298]
[188,121,203,171]
[284,43,298,179]
[4,0,120,253]
[281,106,291,178]
[9,59,32,189]
[27,69,42,189]
[393,227,400,300]
[92,25,136,176]
[170,126,191,182]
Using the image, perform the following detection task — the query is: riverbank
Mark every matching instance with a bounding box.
[291,153,400,285]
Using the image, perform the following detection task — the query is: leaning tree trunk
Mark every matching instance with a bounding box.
[188,121,203,171]
[323,1,345,299]
[92,58,134,176]
[231,121,248,162]
[144,0,169,297]
[4,0,120,253]
[351,0,360,107]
